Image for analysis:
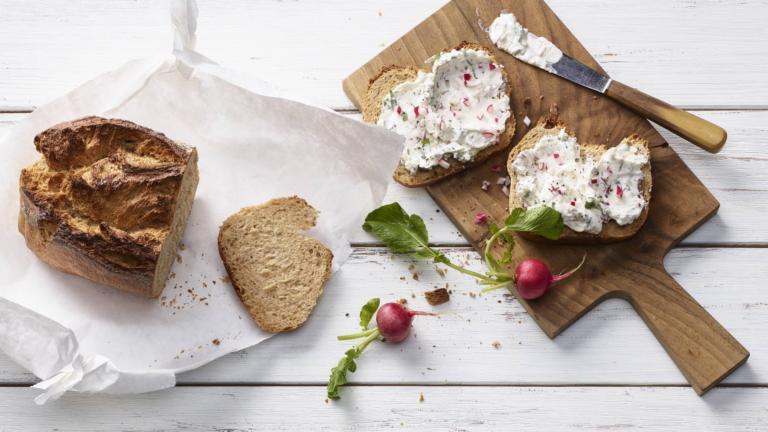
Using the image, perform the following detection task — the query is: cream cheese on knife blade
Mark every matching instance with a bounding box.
[489,13,563,72]
[378,49,511,174]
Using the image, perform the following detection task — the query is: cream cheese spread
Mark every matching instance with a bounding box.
[377,49,511,174]
[489,13,563,72]
[510,129,648,234]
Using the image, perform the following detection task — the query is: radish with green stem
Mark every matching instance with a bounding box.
[361,203,564,292]
[328,299,437,399]
[503,256,586,299]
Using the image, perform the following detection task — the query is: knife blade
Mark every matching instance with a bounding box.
[549,54,612,94]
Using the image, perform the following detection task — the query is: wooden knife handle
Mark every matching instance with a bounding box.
[620,271,749,395]
[605,81,727,153]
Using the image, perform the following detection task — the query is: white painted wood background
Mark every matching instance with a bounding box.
[1,0,767,430]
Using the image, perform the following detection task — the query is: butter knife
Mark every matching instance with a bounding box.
[489,14,727,153]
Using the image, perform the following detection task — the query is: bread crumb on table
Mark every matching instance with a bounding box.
[413,274,419,281]
[397,298,408,305]
[492,341,501,348]
[176,254,183,263]
[212,339,221,346]
[424,288,450,305]
[419,392,425,402]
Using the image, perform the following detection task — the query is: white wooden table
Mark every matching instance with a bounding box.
[1,1,767,430]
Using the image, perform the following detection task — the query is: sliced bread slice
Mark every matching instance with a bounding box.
[363,41,516,188]
[507,116,652,244]
[218,197,333,332]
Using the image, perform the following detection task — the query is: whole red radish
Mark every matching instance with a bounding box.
[515,257,585,300]
[376,302,435,342]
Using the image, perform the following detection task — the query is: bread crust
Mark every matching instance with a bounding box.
[363,41,516,187]
[19,116,199,297]
[507,115,652,244]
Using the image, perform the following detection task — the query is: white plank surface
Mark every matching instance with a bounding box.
[1,0,767,111]
[4,110,767,245]
[1,0,767,424]
[0,386,766,431]
[0,247,764,386]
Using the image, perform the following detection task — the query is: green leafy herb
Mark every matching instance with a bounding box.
[482,207,563,283]
[503,207,563,240]
[401,112,408,122]
[328,299,383,400]
[425,52,442,63]
[359,298,380,329]
[362,203,430,252]
[585,198,599,209]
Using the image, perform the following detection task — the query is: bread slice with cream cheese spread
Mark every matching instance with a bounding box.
[507,115,651,244]
[363,41,516,188]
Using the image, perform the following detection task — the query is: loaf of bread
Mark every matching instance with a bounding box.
[507,116,651,244]
[18,116,199,297]
[218,197,333,332]
[363,41,516,187]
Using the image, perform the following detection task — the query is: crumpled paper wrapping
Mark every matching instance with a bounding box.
[0,0,403,404]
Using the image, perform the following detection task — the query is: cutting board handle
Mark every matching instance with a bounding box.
[605,81,727,153]
[617,271,749,395]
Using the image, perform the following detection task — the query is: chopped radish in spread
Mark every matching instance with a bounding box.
[462,98,470,106]
[591,179,598,184]
[437,158,450,169]
[482,132,494,138]
[477,114,485,120]
[464,73,472,81]
[475,213,488,224]
[571,201,576,206]
[616,185,624,198]
[396,106,402,114]
[489,63,497,70]
[553,154,560,159]
[487,104,494,113]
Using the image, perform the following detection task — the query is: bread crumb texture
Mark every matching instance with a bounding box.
[218,197,333,332]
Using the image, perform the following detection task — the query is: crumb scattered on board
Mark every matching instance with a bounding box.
[492,341,501,348]
[413,274,419,281]
[419,392,425,402]
[397,298,408,305]
[212,339,220,346]
[176,254,183,263]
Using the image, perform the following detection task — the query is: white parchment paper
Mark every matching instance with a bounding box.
[0,0,403,403]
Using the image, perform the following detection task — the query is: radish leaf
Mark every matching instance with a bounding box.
[359,298,380,329]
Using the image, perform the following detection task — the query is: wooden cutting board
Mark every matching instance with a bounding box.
[342,0,748,395]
